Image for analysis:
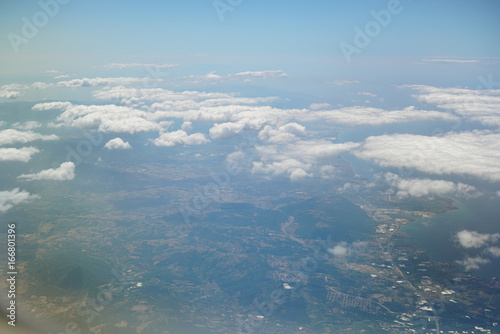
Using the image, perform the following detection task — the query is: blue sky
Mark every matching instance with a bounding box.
[1,0,499,79]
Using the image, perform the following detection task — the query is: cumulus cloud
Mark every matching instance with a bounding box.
[56,77,162,88]
[179,70,287,85]
[209,122,246,139]
[104,138,131,150]
[309,103,332,110]
[0,147,40,162]
[0,188,40,213]
[455,230,500,249]
[94,86,278,107]
[258,123,306,143]
[35,103,160,134]
[385,173,479,198]
[18,162,75,181]
[53,74,69,79]
[328,241,369,257]
[455,256,490,271]
[11,121,42,130]
[183,72,223,84]
[39,88,285,136]
[153,130,209,147]
[486,246,500,257]
[32,101,73,111]
[253,139,359,180]
[31,82,54,90]
[253,159,312,181]
[329,242,349,256]
[300,105,458,126]
[181,121,193,131]
[0,129,58,145]
[234,70,287,80]
[406,85,500,127]
[0,84,29,99]
[354,131,500,182]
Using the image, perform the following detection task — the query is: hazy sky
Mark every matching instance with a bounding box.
[1,0,499,81]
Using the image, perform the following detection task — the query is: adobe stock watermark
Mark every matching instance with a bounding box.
[141,65,172,89]
[51,130,103,169]
[339,0,408,64]
[213,0,243,21]
[7,0,71,54]
[178,136,257,223]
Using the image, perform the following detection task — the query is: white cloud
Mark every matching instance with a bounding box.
[326,80,359,86]
[320,165,337,179]
[104,138,131,150]
[328,241,369,257]
[354,131,500,182]
[234,70,287,79]
[56,77,162,88]
[406,85,500,127]
[33,101,73,111]
[183,72,223,84]
[181,121,193,131]
[356,92,377,97]
[309,103,332,110]
[455,256,490,271]
[253,139,359,180]
[180,70,287,84]
[18,162,75,181]
[455,230,500,249]
[0,188,40,213]
[0,129,58,145]
[329,243,349,256]
[300,105,457,126]
[209,122,246,139]
[385,173,480,198]
[35,103,161,134]
[258,123,306,143]
[0,147,40,162]
[153,130,209,147]
[53,74,69,79]
[421,58,478,63]
[93,86,276,106]
[253,158,311,180]
[486,247,500,257]
[0,84,28,99]
[12,121,42,130]
[31,82,54,90]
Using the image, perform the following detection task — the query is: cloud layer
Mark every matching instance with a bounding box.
[105,138,132,150]
[0,147,40,162]
[0,188,39,213]
[385,173,479,198]
[18,162,75,181]
[354,131,500,182]
[455,230,500,249]
[407,85,500,127]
